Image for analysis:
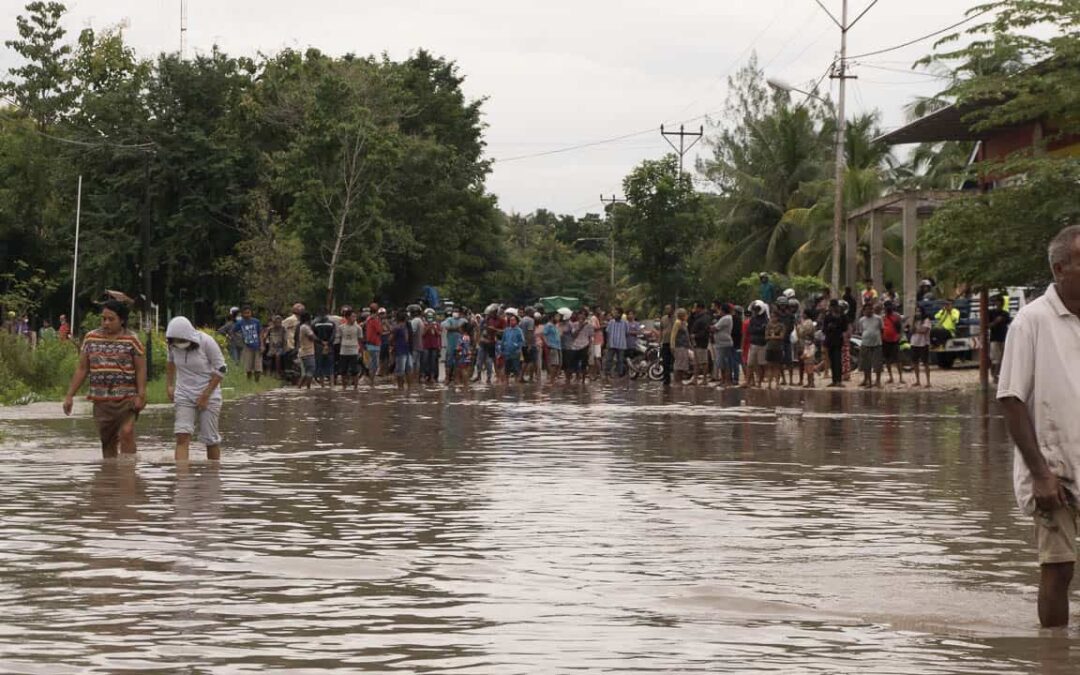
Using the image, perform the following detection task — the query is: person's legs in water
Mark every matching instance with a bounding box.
[1040,562,1073,627]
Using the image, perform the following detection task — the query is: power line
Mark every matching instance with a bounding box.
[0,97,156,151]
[847,7,994,60]
[856,63,952,79]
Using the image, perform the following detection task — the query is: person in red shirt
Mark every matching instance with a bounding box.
[881,301,904,384]
[58,314,71,341]
[364,303,383,384]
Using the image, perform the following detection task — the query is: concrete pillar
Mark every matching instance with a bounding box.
[845,215,858,292]
[870,209,883,294]
[902,194,918,320]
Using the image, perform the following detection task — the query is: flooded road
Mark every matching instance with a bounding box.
[0,385,1078,673]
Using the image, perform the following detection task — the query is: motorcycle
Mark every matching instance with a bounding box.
[628,340,664,381]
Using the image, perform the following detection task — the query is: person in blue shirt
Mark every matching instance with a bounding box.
[758,273,778,305]
[604,307,629,379]
[235,305,263,381]
[442,311,465,383]
[542,314,562,381]
[501,314,526,382]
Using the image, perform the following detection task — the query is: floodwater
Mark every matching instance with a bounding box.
[0,384,1078,673]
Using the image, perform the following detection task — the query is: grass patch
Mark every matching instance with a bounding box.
[145,368,281,404]
[1,331,281,406]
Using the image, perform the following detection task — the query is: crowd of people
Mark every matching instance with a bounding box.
[209,272,999,393]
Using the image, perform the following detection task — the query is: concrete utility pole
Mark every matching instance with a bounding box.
[600,194,626,289]
[660,124,704,181]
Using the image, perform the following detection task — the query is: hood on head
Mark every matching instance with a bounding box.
[166,316,201,342]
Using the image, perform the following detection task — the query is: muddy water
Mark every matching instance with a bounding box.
[0,385,1078,673]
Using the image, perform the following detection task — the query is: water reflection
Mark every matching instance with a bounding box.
[0,385,1076,672]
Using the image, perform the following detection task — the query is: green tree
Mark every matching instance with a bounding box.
[2,1,74,131]
[619,154,712,303]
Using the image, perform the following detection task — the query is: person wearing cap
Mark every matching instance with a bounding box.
[743,301,769,388]
[165,316,227,460]
[62,299,147,457]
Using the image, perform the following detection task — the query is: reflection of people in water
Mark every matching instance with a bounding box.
[86,460,149,522]
[166,317,227,462]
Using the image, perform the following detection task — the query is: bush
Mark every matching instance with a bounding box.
[736,272,828,307]
[0,333,79,404]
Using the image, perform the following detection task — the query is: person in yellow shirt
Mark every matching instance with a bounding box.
[934,300,961,337]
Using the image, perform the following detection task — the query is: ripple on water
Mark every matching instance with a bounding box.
[0,386,1073,673]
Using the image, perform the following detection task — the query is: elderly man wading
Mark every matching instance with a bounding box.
[998,224,1080,628]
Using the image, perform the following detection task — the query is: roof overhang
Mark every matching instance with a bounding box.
[876,105,989,145]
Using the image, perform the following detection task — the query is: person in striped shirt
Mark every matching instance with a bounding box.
[63,299,147,457]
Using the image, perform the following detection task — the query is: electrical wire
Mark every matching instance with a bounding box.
[0,97,155,151]
[847,7,994,60]
[855,63,952,79]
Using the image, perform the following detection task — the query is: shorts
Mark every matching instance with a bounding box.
[693,348,710,367]
[990,341,1005,365]
[92,399,138,451]
[747,344,767,367]
[882,341,900,364]
[781,341,793,364]
[339,354,359,376]
[395,353,410,374]
[174,400,222,445]
[765,342,784,364]
[240,347,263,373]
[505,356,521,376]
[674,347,690,372]
[591,344,602,361]
[547,349,562,367]
[859,344,883,373]
[1035,506,1078,564]
[911,345,930,364]
[300,355,316,376]
[716,346,733,371]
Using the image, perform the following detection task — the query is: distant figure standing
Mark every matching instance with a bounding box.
[38,319,57,341]
[235,305,262,381]
[758,273,777,305]
[62,300,147,457]
[165,317,227,461]
[988,293,1011,384]
[58,314,71,341]
[998,224,1080,628]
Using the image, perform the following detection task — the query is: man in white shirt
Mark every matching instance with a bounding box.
[997,224,1080,627]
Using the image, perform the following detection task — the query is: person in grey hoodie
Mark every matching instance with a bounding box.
[166,317,227,461]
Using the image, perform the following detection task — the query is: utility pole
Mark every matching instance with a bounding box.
[830,0,851,295]
[600,194,626,290]
[660,124,704,181]
[141,153,154,378]
[812,0,870,294]
[180,0,188,59]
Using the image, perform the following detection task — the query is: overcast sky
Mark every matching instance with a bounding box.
[1,0,980,215]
